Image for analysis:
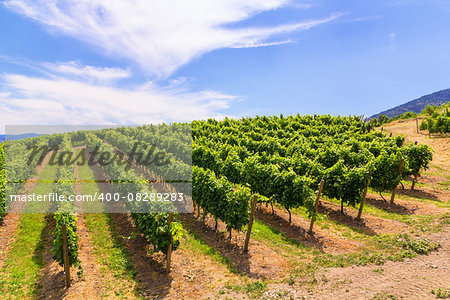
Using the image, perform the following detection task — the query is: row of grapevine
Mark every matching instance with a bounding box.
[51,136,80,273]
[420,108,450,135]
[99,129,191,194]
[191,115,433,220]
[99,116,432,226]
[193,166,251,233]
[1,139,48,221]
[84,133,183,255]
[96,129,254,235]
[114,124,192,164]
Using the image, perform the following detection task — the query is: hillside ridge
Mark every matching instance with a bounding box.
[370,88,450,119]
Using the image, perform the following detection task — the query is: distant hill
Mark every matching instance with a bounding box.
[3,133,42,141]
[370,88,450,120]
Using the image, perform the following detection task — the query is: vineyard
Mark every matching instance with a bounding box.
[419,106,450,136]
[0,115,448,299]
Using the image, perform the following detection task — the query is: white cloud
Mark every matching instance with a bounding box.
[42,61,130,84]
[4,0,340,78]
[232,39,292,48]
[0,68,236,126]
[345,15,383,23]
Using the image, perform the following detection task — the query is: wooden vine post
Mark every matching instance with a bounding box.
[166,212,174,272]
[416,118,419,134]
[411,172,419,190]
[308,179,325,235]
[356,179,370,221]
[390,158,404,204]
[62,223,71,288]
[243,195,258,253]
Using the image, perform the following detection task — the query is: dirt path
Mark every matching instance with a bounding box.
[310,229,450,299]
[240,229,450,300]
[0,152,52,269]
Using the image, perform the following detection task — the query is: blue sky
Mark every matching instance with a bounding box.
[1,0,450,128]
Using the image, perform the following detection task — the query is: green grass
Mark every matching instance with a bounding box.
[251,220,311,262]
[221,280,268,298]
[294,237,430,285]
[406,166,450,191]
[181,227,238,274]
[0,163,58,299]
[363,199,448,233]
[431,287,450,299]
[371,291,398,300]
[292,205,368,240]
[373,268,384,274]
[322,193,447,233]
[313,233,439,268]
[395,188,450,209]
[77,164,138,298]
[437,179,450,191]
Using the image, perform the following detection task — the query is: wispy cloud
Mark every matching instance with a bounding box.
[345,15,384,23]
[0,63,236,126]
[42,61,130,84]
[4,0,340,78]
[232,39,292,48]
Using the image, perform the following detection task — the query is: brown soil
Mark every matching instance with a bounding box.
[256,204,363,254]
[35,212,63,299]
[247,229,450,300]
[310,229,450,300]
[0,151,52,270]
